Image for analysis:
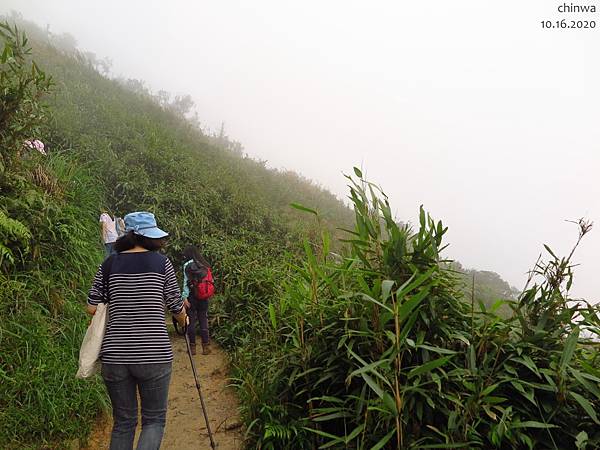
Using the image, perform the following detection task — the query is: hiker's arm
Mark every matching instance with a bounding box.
[181,261,190,300]
[181,261,191,308]
[86,264,104,313]
[164,259,185,324]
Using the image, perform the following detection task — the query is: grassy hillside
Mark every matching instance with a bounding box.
[0,15,353,448]
[0,21,108,448]
[2,15,598,450]
[450,262,520,317]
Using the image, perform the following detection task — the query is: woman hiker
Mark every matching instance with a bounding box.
[181,245,214,355]
[99,210,118,256]
[86,211,187,450]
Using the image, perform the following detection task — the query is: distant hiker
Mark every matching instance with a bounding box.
[99,210,118,256]
[182,245,215,355]
[115,216,126,237]
[86,211,187,449]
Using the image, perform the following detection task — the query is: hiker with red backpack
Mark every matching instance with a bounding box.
[181,245,215,355]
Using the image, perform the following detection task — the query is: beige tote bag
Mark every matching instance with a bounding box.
[76,303,107,379]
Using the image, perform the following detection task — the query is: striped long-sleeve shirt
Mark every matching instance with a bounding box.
[87,251,184,364]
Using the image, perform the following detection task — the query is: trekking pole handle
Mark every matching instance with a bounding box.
[172,315,188,336]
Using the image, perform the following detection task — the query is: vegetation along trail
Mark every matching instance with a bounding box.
[85,333,243,450]
[3,14,600,450]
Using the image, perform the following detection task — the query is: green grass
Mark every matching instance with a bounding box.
[0,154,110,448]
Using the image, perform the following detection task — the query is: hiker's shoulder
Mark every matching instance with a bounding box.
[142,251,170,268]
[100,254,116,271]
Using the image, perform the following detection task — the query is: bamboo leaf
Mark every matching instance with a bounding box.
[302,427,345,446]
[312,411,351,422]
[304,240,318,268]
[512,421,558,429]
[419,205,426,228]
[370,428,395,450]
[483,396,507,404]
[512,355,541,378]
[309,395,344,404]
[360,293,394,313]
[396,266,436,297]
[511,381,537,406]
[416,344,457,355]
[560,326,580,373]
[571,369,600,400]
[417,444,475,449]
[575,431,589,449]
[361,373,385,398]
[382,392,398,415]
[345,423,366,442]
[347,347,393,389]
[408,356,452,379]
[381,279,395,302]
[468,345,477,373]
[480,383,500,397]
[397,287,430,322]
[337,227,360,236]
[570,392,600,424]
[321,229,330,256]
[348,359,391,380]
[399,310,419,343]
[543,244,557,259]
[290,202,318,215]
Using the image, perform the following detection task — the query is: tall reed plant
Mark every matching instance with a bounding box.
[233,168,599,449]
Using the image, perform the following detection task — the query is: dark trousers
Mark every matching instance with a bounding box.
[101,363,172,450]
[186,299,209,345]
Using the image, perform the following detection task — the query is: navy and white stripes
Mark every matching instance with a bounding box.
[87,252,184,364]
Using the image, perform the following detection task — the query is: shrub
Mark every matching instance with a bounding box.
[231,169,599,449]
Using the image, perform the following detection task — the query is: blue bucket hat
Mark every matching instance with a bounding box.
[124,211,168,239]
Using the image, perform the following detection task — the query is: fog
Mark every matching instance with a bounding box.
[3,0,598,302]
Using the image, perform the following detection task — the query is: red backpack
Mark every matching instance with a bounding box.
[186,262,215,300]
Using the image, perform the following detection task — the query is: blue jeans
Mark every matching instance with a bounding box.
[101,363,172,450]
[104,242,115,257]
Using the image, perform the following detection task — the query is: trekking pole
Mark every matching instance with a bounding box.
[173,317,217,449]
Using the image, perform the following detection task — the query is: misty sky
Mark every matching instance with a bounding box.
[3,0,598,302]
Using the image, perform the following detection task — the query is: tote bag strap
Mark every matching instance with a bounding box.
[101,255,115,304]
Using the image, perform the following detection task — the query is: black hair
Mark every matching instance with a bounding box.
[183,244,210,268]
[113,231,165,253]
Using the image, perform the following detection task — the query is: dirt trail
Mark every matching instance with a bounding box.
[84,335,243,449]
